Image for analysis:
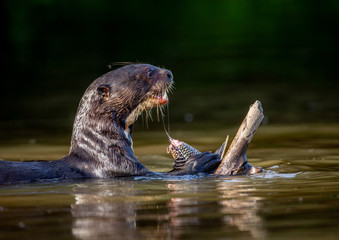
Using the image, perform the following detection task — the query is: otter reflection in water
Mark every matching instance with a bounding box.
[71,178,267,239]
[0,64,220,185]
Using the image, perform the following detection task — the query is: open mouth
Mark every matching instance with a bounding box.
[125,89,170,126]
[151,91,168,106]
[124,79,172,126]
[147,79,172,107]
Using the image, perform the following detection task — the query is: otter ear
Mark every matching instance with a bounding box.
[97,84,111,98]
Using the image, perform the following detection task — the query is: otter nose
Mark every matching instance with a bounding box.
[166,70,173,81]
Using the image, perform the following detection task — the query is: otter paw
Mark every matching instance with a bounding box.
[172,152,221,175]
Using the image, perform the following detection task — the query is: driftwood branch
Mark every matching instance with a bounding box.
[214,100,264,175]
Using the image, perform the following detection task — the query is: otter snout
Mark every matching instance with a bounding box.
[160,69,173,84]
[166,70,173,81]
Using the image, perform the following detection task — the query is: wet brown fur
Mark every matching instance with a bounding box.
[0,64,220,185]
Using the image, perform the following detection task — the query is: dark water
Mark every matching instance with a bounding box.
[2,1,339,238]
[0,125,339,240]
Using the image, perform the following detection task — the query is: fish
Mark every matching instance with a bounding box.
[167,135,229,161]
[167,137,201,161]
[166,135,263,175]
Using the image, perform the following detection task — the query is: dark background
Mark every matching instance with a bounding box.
[1,0,339,142]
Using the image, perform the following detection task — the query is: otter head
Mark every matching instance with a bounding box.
[72,64,173,141]
[95,64,173,126]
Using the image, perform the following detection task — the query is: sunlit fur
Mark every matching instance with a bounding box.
[0,64,221,185]
[67,64,174,177]
[0,64,174,183]
[140,82,174,128]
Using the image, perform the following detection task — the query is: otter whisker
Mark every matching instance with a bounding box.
[166,103,170,134]
[142,107,153,129]
[144,112,149,128]
[107,62,136,69]
[167,83,175,94]
[156,105,160,122]
[160,105,166,118]
[146,109,153,122]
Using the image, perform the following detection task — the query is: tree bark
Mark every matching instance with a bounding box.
[214,100,264,175]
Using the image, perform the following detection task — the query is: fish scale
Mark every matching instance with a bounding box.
[167,136,228,161]
[168,137,201,160]
[162,114,228,161]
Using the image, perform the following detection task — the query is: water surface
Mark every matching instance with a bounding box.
[0,125,339,240]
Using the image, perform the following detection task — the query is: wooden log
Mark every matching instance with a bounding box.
[214,100,264,175]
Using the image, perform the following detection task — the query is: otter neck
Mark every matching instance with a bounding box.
[70,112,131,151]
[68,109,146,177]
[69,90,133,154]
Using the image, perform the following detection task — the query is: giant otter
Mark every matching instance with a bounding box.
[0,64,220,185]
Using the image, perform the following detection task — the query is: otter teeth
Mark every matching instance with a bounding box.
[153,92,168,101]
[149,91,168,105]
[162,92,168,101]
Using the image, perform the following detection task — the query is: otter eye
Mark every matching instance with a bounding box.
[146,68,155,78]
[97,84,111,98]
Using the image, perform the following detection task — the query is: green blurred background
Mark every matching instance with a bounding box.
[1,0,338,143]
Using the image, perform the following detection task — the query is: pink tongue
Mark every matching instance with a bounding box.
[158,97,168,105]
[157,95,168,105]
